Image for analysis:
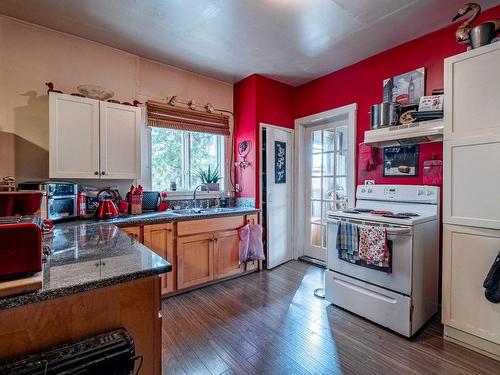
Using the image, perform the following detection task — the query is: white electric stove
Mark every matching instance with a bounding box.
[325,184,440,337]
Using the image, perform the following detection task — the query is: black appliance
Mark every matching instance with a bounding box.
[0,329,139,375]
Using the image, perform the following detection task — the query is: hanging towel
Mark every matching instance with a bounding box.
[358,225,390,268]
[358,143,377,171]
[238,224,265,264]
[336,222,359,263]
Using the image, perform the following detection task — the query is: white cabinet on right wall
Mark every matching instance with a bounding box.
[49,92,141,180]
[442,42,500,361]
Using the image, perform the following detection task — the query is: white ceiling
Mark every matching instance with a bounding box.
[1,0,498,86]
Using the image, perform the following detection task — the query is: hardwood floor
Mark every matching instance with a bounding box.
[161,261,500,375]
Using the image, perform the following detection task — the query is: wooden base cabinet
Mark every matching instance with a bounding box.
[177,233,215,289]
[215,230,242,278]
[119,214,259,296]
[143,223,175,294]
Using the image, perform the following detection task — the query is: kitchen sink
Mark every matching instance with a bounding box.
[170,207,235,216]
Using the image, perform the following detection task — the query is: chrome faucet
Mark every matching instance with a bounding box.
[192,183,210,210]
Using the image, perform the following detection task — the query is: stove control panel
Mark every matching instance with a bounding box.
[357,185,439,203]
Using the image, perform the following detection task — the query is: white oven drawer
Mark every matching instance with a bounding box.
[325,270,413,337]
[327,220,412,295]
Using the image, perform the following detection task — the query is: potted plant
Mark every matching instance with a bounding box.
[197,165,221,191]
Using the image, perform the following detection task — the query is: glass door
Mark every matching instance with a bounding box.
[304,123,349,261]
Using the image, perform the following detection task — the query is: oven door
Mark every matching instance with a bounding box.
[327,218,412,295]
[48,197,77,220]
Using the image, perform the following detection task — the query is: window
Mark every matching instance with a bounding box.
[151,128,225,191]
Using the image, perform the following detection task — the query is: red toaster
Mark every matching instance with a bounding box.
[0,216,42,280]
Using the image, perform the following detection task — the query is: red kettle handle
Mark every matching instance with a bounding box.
[97,189,117,201]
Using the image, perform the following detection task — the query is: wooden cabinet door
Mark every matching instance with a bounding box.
[49,93,100,178]
[143,223,175,294]
[442,224,500,345]
[177,233,214,289]
[99,101,141,179]
[121,226,142,242]
[215,230,242,279]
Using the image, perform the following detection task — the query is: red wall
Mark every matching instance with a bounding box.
[234,5,500,202]
[295,5,500,187]
[233,74,295,205]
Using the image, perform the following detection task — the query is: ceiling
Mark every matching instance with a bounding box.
[1,0,497,86]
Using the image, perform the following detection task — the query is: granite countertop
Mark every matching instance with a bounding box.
[0,207,259,310]
[105,206,260,227]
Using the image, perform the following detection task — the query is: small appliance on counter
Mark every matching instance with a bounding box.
[0,216,43,280]
[94,189,119,220]
[0,191,43,217]
[17,181,78,221]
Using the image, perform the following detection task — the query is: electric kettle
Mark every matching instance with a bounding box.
[94,189,119,220]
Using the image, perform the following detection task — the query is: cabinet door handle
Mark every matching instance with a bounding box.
[94,171,99,175]
[101,171,106,175]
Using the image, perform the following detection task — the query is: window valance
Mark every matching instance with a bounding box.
[146,100,230,136]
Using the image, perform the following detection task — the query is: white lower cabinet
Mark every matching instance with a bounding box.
[49,92,141,179]
[442,224,500,358]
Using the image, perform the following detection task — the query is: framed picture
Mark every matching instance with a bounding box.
[383,145,419,177]
[383,67,425,105]
[275,141,286,184]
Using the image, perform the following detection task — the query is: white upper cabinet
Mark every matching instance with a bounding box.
[99,101,141,179]
[49,93,100,178]
[49,93,141,180]
[443,43,500,228]
[444,42,500,140]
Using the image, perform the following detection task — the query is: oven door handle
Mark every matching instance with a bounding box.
[386,228,412,236]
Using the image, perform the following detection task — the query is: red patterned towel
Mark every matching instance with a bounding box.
[358,225,389,268]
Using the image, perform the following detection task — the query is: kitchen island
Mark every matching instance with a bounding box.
[0,207,259,374]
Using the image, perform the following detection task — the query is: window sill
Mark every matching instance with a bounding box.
[164,190,223,200]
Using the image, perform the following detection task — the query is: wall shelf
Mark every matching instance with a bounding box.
[364,120,444,148]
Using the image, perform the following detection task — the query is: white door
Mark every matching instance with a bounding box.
[49,93,100,178]
[265,126,293,269]
[99,101,141,179]
[304,122,350,261]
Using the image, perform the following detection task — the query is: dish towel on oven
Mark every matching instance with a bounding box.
[358,225,390,268]
[336,222,359,263]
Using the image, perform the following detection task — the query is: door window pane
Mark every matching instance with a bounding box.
[311,223,322,246]
[312,153,322,176]
[311,178,321,199]
[311,200,322,221]
[312,131,322,152]
[336,151,346,176]
[322,153,334,176]
[323,129,335,152]
[336,177,347,201]
[323,177,335,200]
[336,126,348,151]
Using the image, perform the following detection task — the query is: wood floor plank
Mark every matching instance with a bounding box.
[161,261,500,375]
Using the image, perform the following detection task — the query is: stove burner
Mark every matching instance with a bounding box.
[398,212,419,217]
[354,208,373,213]
[371,210,393,215]
[382,214,411,219]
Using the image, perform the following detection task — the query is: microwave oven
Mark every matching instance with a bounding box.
[18,181,78,221]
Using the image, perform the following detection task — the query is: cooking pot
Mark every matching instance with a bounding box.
[370,102,400,129]
[94,189,119,220]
